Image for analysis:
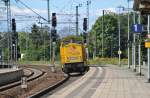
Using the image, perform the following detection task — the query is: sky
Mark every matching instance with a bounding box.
[0,0,134,33]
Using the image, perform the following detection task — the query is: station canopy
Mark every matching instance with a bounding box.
[133,0,150,14]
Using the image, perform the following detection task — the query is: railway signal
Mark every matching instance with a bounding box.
[83,17,89,60]
[12,18,16,31]
[51,13,57,72]
[12,18,17,61]
[12,18,17,47]
[52,13,57,27]
[11,18,21,61]
[83,18,88,44]
[51,13,57,42]
[83,18,87,31]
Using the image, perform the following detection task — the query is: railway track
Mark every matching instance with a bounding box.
[29,73,70,98]
[0,65,66,98]
[41,67,104,98]
[0,66,46,98]
[0,93,14,98]
[0,65,84,98]
[29,72,87,98]
[25,67,46,82]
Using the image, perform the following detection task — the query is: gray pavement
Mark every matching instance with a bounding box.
[46,65,150,98]
[92,65,150,98]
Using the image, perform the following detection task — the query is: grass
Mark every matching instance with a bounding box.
[17,60,61,68]
[89,57,128,66]
[18,60,50,65]
[17,57,128,68]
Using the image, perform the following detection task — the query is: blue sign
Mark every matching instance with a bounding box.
[132,24,143,33]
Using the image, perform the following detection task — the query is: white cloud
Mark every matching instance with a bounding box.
[11,6,47,16]
[10,6,69,22]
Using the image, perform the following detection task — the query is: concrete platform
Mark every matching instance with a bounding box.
[47,65,150,98]
[0,68,24,86]
[0,68,19,73]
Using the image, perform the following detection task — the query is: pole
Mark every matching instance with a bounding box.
[132,40,134,67]
[148,15,150,82]
[111,33,113,57]
[93,31,96,58]
[50,29,52,63]
[40,23,45,62]
[51,27,55,72]
[6,1,9,64]
[76,6,79,36]
[16,39,17,63]
[96,31,97,57]
[47,0,52,63]
[52,42,55,66]
[43,28,46,62]
[102,10,104,57]
[47,0,50,23]
[138,12,141,75]
[26,28,28,62]
[133,12,136,72]
[2,49,4,65]
[128,0,130,69]
[9,1,12,64]
[118,8,121,66]
[6,0,11,64]
[13,44,15,64]
[53,43,55,62]
[86,1,90,60]
[87,1,90,31]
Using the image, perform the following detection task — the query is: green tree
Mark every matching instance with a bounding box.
[18,24,52,61]
[89,14,129,58]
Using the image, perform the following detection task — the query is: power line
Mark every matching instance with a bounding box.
[15,0,48,22]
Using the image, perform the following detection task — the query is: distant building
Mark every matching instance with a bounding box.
[133,0,150,14]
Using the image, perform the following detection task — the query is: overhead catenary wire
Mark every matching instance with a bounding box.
[15,0,48,22]
[13,0,85,36]
[11,1,46,31]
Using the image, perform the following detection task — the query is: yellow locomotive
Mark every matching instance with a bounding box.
[60,36,89,74]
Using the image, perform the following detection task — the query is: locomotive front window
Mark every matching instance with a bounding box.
[62,39,82,46]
